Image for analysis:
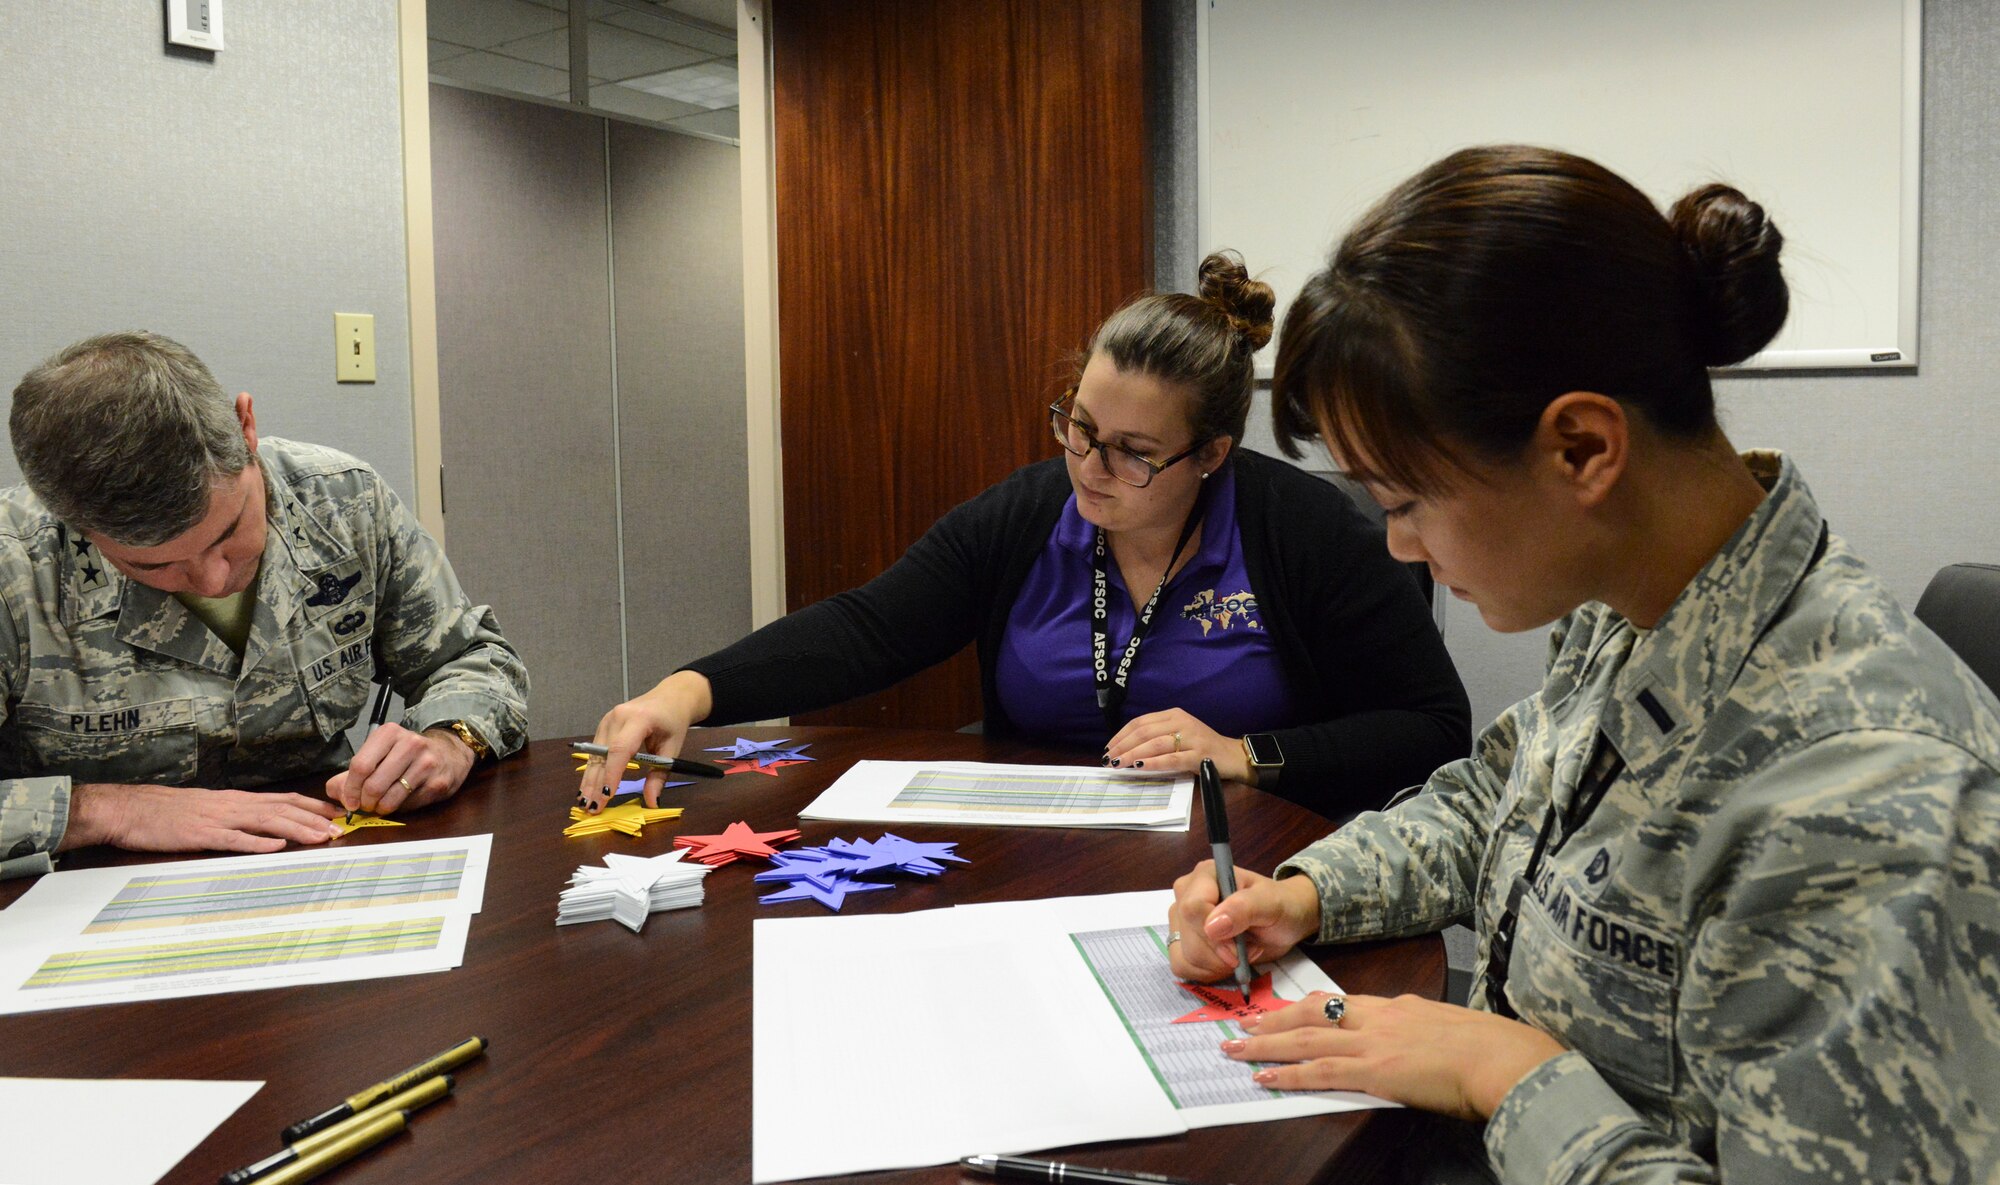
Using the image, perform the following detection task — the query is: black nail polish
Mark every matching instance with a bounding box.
[1133,760,1145,768]
[1099,756,1111,766]
[1110,759,1120,767]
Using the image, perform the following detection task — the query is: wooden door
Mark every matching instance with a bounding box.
[772,0,1151,729]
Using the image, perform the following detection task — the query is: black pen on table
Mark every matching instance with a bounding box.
[1197,758,1255,1004]
[219,1075,452,1185]
[570,740,727,779]
[960,1153,1210,1184]
[345,679,394,825]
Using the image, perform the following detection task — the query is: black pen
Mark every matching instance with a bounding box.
[346,680,394,825]
[570,741,726,779]
[280,1035,486,1142]
[960,1153,1209,1184]
[1198,758,1255,1004]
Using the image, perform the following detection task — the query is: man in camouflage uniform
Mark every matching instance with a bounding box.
[0,332,529,879]
[1175,454,2000,1182]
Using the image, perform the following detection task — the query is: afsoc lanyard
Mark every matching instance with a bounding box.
[1091,495,1208,732]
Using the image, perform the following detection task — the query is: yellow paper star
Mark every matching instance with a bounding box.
[562,802,684,838]
[331,812,407,836]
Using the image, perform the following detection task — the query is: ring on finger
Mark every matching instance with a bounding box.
[1173,730,1183,753]
[1167,931,1183,945]
[1321,994,1347,1026]
[398,776,414,794]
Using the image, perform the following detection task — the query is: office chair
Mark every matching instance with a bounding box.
[1913,562,2000,695]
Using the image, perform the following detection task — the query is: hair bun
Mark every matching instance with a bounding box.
[1669,184,1788,367]
[1197,249,1276,350]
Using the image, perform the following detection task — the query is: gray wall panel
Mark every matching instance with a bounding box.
[430,85,622,740]
[0,5,416,500]
[608,123,753,688]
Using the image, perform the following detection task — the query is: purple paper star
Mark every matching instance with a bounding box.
[704,737,801,762]
[612,775,693,798]
[752,851,868,891]
[758,874,894,911]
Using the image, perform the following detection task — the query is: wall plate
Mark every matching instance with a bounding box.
[166,0,225,52]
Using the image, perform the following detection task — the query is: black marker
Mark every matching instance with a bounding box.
[960,1153,1209,1184]
[221,1076,451,1185]
[570,741,726,779]
[1198,758,1254,1004]
[344,680,395,826]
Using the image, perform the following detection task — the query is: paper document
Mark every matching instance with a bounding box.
[799,760,1192,831]
[0,836,490,1014]
[751,890,1393,1183]
[0,1076,261,1185]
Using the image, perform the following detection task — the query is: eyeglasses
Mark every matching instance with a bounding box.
[1048,392,1209,489]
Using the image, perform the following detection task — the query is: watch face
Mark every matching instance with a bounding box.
[1246,733,1284,767]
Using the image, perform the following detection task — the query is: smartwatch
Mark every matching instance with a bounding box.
[1241,733,1284,787]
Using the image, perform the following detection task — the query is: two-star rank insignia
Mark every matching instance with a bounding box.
[305,570,362,607]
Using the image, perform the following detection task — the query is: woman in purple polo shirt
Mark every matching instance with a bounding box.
[577,253,1470,819]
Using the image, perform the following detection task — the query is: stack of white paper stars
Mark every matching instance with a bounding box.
[557,849,714,933]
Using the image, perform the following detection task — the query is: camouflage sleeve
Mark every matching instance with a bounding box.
[0,591,67,879]
[1275,701,1522,942]
[366,476,530,759]
[1484,731,2000,1185]
[0,777,68,880]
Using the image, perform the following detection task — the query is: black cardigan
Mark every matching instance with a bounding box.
[687,450,1471,816]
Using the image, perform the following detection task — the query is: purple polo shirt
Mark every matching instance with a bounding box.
[994,465,1297,746]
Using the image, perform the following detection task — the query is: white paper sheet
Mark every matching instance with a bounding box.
[0,836,490,1014]
[0,1077,261,1185]
[798,760,1192,831]
[751,890,1395,1183]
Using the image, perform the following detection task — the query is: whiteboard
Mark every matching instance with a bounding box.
[1199,0,1921,373]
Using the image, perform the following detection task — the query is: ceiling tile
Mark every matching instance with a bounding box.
[429,38,476,64]
[598,6,735,57]
[622,60,737,109]
[490,28,570,69]
[660,0,736,30]
[432,50,572,99]
[428,0,568,50]
[587,21,711,80]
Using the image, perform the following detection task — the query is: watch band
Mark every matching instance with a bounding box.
[440,719,493,764]
[1242,733,1283,787]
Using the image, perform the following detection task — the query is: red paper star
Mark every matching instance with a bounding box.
[672,821,801,866]
[717,758,813,777]
[1170,972,1292,1025]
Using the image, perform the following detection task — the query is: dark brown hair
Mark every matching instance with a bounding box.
[1083,249,1276,444]
[1271,145,1787,492]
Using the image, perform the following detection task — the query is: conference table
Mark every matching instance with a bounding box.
[0,727,1444,1185]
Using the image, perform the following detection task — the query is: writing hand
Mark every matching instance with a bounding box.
[1167,859,1322,982]
[325,723,474,814]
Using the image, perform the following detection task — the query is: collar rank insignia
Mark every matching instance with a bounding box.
[305,570,362,607]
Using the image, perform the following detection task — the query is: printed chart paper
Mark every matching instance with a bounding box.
[751,890,1393,1183]
[0,1076,262,1185]
[799,760,1192,831]
[0,836,489,1014]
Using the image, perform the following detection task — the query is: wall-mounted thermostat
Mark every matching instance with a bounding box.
[166,0,225,52]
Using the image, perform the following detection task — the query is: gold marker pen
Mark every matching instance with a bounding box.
[279,1035,485,1142]
[220,1076,453,1185]
[254,1110,408,1185]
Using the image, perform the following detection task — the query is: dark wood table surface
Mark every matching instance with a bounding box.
[0,727,1441,1185]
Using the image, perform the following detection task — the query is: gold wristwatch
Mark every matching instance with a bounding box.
[439,719,493,764]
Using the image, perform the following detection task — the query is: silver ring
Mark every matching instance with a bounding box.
[1321,995,1347,1026]
[1166,931,1182,945]
[1173,731,1183,753]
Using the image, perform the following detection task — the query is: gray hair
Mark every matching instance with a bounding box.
[10,331,253,546]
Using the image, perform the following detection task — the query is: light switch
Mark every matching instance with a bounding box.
[166,0,225,51]
[335,313,376,383]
